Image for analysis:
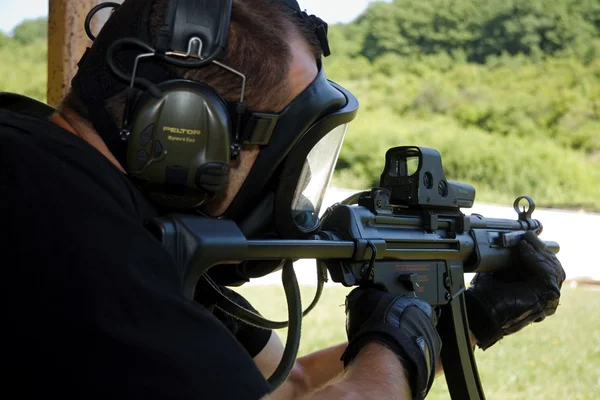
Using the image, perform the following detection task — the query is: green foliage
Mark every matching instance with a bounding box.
[335,110,600,209]
[321,0,600,210]
[0,31,10,48]
[12,17,47,45]
[343,0,600,64]
[0,38,47,102]
[0,18,48,101]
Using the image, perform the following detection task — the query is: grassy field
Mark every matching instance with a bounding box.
[237,285,600,400]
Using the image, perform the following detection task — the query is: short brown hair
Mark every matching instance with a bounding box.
[61,0,322,126]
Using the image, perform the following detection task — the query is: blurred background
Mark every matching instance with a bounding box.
[1,0,598,398]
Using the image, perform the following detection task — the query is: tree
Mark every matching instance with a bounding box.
[12,18,47,45]
[350,0,600,63]
[0,31,10,49]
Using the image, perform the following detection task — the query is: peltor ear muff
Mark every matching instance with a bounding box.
[125,79,233,210]
[76,0,238,211]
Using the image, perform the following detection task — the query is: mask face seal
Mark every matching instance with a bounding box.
[223,67,358,236]
[271,82,358,240]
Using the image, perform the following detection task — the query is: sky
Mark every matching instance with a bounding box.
[0,0,388,34]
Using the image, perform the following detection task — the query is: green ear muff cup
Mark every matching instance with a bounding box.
[125,80,233,209]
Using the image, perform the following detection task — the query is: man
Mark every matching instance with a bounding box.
[0,0,564,399]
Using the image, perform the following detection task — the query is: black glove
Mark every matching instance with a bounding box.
[195,279,272,358]
[342,288,441,400]
[466,230,566,350]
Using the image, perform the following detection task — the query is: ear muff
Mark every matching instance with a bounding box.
[125,79,233,209]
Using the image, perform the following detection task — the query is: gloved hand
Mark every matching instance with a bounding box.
[342,288,441,400]
[465,230,566,350]
[195,279,272,358]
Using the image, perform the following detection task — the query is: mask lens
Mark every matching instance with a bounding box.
[291,124,348,231]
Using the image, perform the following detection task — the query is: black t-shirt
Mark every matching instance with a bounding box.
[0,104,271,399]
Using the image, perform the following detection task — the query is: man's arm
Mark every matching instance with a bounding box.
[253,334,347,398]
[294,343,347,390]
[261,343,410,400]
[257,288,441,400]
[252,324,476,396]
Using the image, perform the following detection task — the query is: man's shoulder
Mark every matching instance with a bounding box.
[0,93,58,142]
[0,92,55,118]
[0,96,84,153]
[0,97,156,220]
[0,97,81,159]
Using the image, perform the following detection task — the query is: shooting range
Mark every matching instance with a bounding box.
[0,0,596,398]
[46,0,599,286]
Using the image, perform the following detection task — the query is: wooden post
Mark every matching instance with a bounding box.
[47,0,121,107]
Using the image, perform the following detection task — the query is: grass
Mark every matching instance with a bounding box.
[237,285,600,400]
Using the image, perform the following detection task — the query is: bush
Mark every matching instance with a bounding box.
[334,112,600,210]
[328,56,600,155]
[12,18,47,45]
[332,0,600,64]
[0,39,47,102]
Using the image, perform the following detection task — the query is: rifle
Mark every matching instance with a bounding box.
[147,146,560,399]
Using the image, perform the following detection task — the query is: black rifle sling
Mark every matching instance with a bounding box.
[202,262,327,330]
[204,261,304,391]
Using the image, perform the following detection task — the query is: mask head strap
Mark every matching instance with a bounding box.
[280,0,331,57]
[156,0,232,63]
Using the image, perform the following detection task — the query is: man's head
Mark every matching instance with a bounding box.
[59,0,322,215]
